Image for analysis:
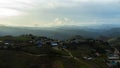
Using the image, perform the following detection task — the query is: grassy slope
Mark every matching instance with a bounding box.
[0,49,108,68]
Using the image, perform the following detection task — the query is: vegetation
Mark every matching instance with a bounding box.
[0,35,119,68]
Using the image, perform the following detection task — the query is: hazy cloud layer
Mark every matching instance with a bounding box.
[0,0,120,27]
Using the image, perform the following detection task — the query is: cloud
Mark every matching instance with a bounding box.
[38,18,74,27]
[0,0,120,27]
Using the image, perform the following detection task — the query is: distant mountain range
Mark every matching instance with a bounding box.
[0,24,120,40]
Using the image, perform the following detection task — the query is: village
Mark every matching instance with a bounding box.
[0,34,120,68]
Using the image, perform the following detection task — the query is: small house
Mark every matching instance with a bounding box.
[95,52,100,56]
[83,56,93,60]
[3,45,8,49]
[51,42,58,46]
[87,57,93,60]
[0,41,3,43]
[108,54,119,60]
[4,41,12,45]
[36,40,42,47]
[4,43,9,45]
[63,45,67,48]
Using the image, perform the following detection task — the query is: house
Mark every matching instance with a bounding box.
[83,56,93,60]
[106,60,120,67]
[51,42,58,46]
[4,42,9,45]
[108,54,119,60]
[72,40,79,44]
[107,61,117,67]
[29,40,34,43]
[108,48,120,60]
[114,48,120,55]
[83,56,88,60]
[106,54,120,67]
[95,52,100,57]
[3,45,8,49]
[0,41,3,43]
[87,57,93,60]
[63,45,67,48]
[0,41,3,45]
[4,41,13,45]
[36,40,42,47]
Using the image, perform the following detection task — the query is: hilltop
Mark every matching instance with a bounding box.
[0,35,119,68]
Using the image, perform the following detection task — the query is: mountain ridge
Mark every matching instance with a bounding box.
[0,25,120,40]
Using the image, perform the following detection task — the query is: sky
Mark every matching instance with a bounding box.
[0,0,120,27]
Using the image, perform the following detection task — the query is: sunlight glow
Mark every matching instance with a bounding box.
[0,8,21,18]
[0,0,31,18]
